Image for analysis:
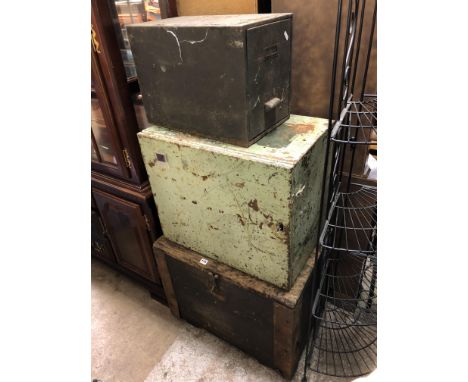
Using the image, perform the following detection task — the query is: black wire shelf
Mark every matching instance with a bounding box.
[303,0,377,379]
[308,254,377,377]
[331,96,377,145]
[308,316,377,377]
[313,255,377,326]
[320,184,377,256]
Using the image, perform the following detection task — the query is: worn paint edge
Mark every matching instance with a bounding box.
[273,302,297,379]
[287,131,328,288]
[154,237,316,308]
[153,246,180,318]
[137,115,328,169]
[138,130,294,169]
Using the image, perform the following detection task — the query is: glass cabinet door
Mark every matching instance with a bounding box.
[110,0,162,79]
[91,50,130,179]
[91,96,118,165]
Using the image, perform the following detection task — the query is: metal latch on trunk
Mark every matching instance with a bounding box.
[208,271,219,292]
[207,271,225,301]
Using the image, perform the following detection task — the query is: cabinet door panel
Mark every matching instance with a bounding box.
[91,96,119,165]
[91,210,115,262]
[91,50,131,179]
[93,189,159,283]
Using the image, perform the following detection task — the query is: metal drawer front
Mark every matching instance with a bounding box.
[247,19,292,140]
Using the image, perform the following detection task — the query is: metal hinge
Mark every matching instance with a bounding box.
[143,215,151,231]
[91,25,101,54]
[122,148,132,169]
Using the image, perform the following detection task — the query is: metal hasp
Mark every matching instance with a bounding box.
[302,0,378,379]
[138,115,327,290]
[127,14,292,147]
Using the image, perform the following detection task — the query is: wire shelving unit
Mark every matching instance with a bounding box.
[308,251,377,377]
[303,0,377,380]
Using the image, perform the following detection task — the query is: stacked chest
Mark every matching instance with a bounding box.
[138,115,327,289]
[127,14,292,147]
[154,237,316,379]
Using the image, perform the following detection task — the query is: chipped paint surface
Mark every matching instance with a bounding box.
[163,28,211,65]
[289,131,328,285]
[138,115,327,289]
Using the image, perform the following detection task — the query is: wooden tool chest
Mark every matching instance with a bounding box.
[127,14,292,146]
[154,237,316,379]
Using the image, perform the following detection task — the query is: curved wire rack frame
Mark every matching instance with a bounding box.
[308,253,377,377]
[331,96,377,145]
[303,0,377,379]
[320,184,377,255]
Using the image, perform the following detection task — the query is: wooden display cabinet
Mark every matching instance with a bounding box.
[91,0,169,301]
[91,0,148,185]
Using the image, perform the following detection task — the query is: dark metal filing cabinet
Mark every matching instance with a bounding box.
[127,14,292,147]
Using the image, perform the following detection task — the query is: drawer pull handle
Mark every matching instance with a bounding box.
[264,97,281,111]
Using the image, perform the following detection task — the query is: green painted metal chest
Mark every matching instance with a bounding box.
[138,115,327,289]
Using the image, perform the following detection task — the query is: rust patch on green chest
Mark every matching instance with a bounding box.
[248,199,259,211]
